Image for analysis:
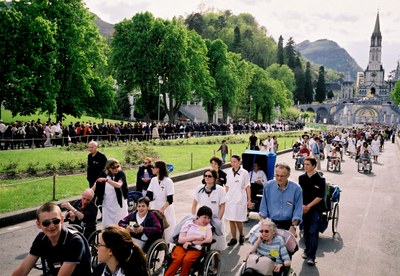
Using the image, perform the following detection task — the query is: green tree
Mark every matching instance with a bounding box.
[204,39,227,123]
[265,63,296,93]
[185,12,205,35]
[0,1,58,117]
[248,66,271,121]
[41,0,114,121]
[232,26,241,53]
[277,35,284,65]
[391,79,400,104]
[304,62,314,103]
[315,66,327,103]
[219,52,240,122]
[293,57,306,104]
[284,37,296,69]
[327,90,334,99]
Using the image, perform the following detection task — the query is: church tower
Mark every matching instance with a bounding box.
[357,11,389,99]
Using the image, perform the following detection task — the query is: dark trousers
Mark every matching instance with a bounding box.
[303,209,321,260]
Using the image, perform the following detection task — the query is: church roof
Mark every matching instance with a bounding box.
[372,12,382,39]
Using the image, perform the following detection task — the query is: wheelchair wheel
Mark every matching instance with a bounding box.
[326,159,331,172]
[146,239,168,276]
[200,250,221,276]
[331,203,339,234]
[239,262,246,275]
[87,229,101,270]
[286,267,297,276]
[357,161,363,172]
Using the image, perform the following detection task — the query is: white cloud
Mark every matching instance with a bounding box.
[84,0,400,75]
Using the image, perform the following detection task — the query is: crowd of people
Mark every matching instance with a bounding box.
[11,124,397,275]
[0,119,303,150]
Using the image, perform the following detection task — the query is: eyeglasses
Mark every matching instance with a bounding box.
[143,162,149,165]
[259,229,270,234]
[41,218,61,227]
[95,242,107,248]
[275,174,288,178]
[204,174,214,178]
[111,165,120,169]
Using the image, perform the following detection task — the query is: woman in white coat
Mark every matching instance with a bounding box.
[192,169,228,250]
[347,134,357,158]
[225,155,251,246]
[147,161,176,242]
[370,135,380,163]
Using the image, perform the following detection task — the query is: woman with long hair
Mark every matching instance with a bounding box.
[147,160,176,242]
[93,225,149,276]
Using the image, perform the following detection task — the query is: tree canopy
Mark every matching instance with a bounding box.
[0,0,115,121]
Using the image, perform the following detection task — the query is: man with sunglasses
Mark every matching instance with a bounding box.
[12,202,91,276]
[259,162,303,238]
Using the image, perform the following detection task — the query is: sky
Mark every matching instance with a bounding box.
[83,0,400,79]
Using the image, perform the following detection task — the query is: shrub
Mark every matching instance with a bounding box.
[26,162,39,175]
[4,161,19,178]
[58,160,76,171]
[124,145,158,165]
[45,163,57,173]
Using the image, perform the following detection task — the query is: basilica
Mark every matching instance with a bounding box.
[299,12,400,126]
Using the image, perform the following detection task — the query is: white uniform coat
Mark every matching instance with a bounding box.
[225,167,250,222]
[148,176,176,242]
[102,179,128,228]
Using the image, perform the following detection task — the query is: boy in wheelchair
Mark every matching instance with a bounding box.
[164,206,213,276]
[118,196,163,252]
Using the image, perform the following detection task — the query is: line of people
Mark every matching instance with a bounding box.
[13,139,327,275]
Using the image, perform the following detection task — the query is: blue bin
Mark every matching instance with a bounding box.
[241,150,276,180]
[166,164,174,173]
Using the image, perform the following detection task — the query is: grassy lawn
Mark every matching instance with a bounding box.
[0,133,300,213]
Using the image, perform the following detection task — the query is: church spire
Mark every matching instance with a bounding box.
[371,11,382,47]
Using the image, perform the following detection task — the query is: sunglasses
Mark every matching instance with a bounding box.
[41,218,61,227]
[259,229,270,234]
[204,174,214,178]
[111,165,120,169]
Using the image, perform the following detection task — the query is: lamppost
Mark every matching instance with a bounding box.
[157,76,163,122]
[249,96,253,123]
[128,94,135,121]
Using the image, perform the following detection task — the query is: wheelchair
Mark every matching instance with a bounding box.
[239,224,297,276]
[326,156,341,172]
[320,181,341,235]
[357,156,372,174]
[294,156,305,170]
[87,229,169,274]
[163,216,222,276]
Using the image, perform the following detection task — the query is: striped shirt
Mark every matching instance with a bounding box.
[249,235,290,264]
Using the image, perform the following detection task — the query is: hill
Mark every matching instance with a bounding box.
[93,14,114,37]
[296,39,362,80]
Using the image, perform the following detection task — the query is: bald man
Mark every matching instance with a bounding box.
[61,189,98,239]
[87,140,107,188]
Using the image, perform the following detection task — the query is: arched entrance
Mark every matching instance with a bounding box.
[354,107,379,123]
[316,107,329,123]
